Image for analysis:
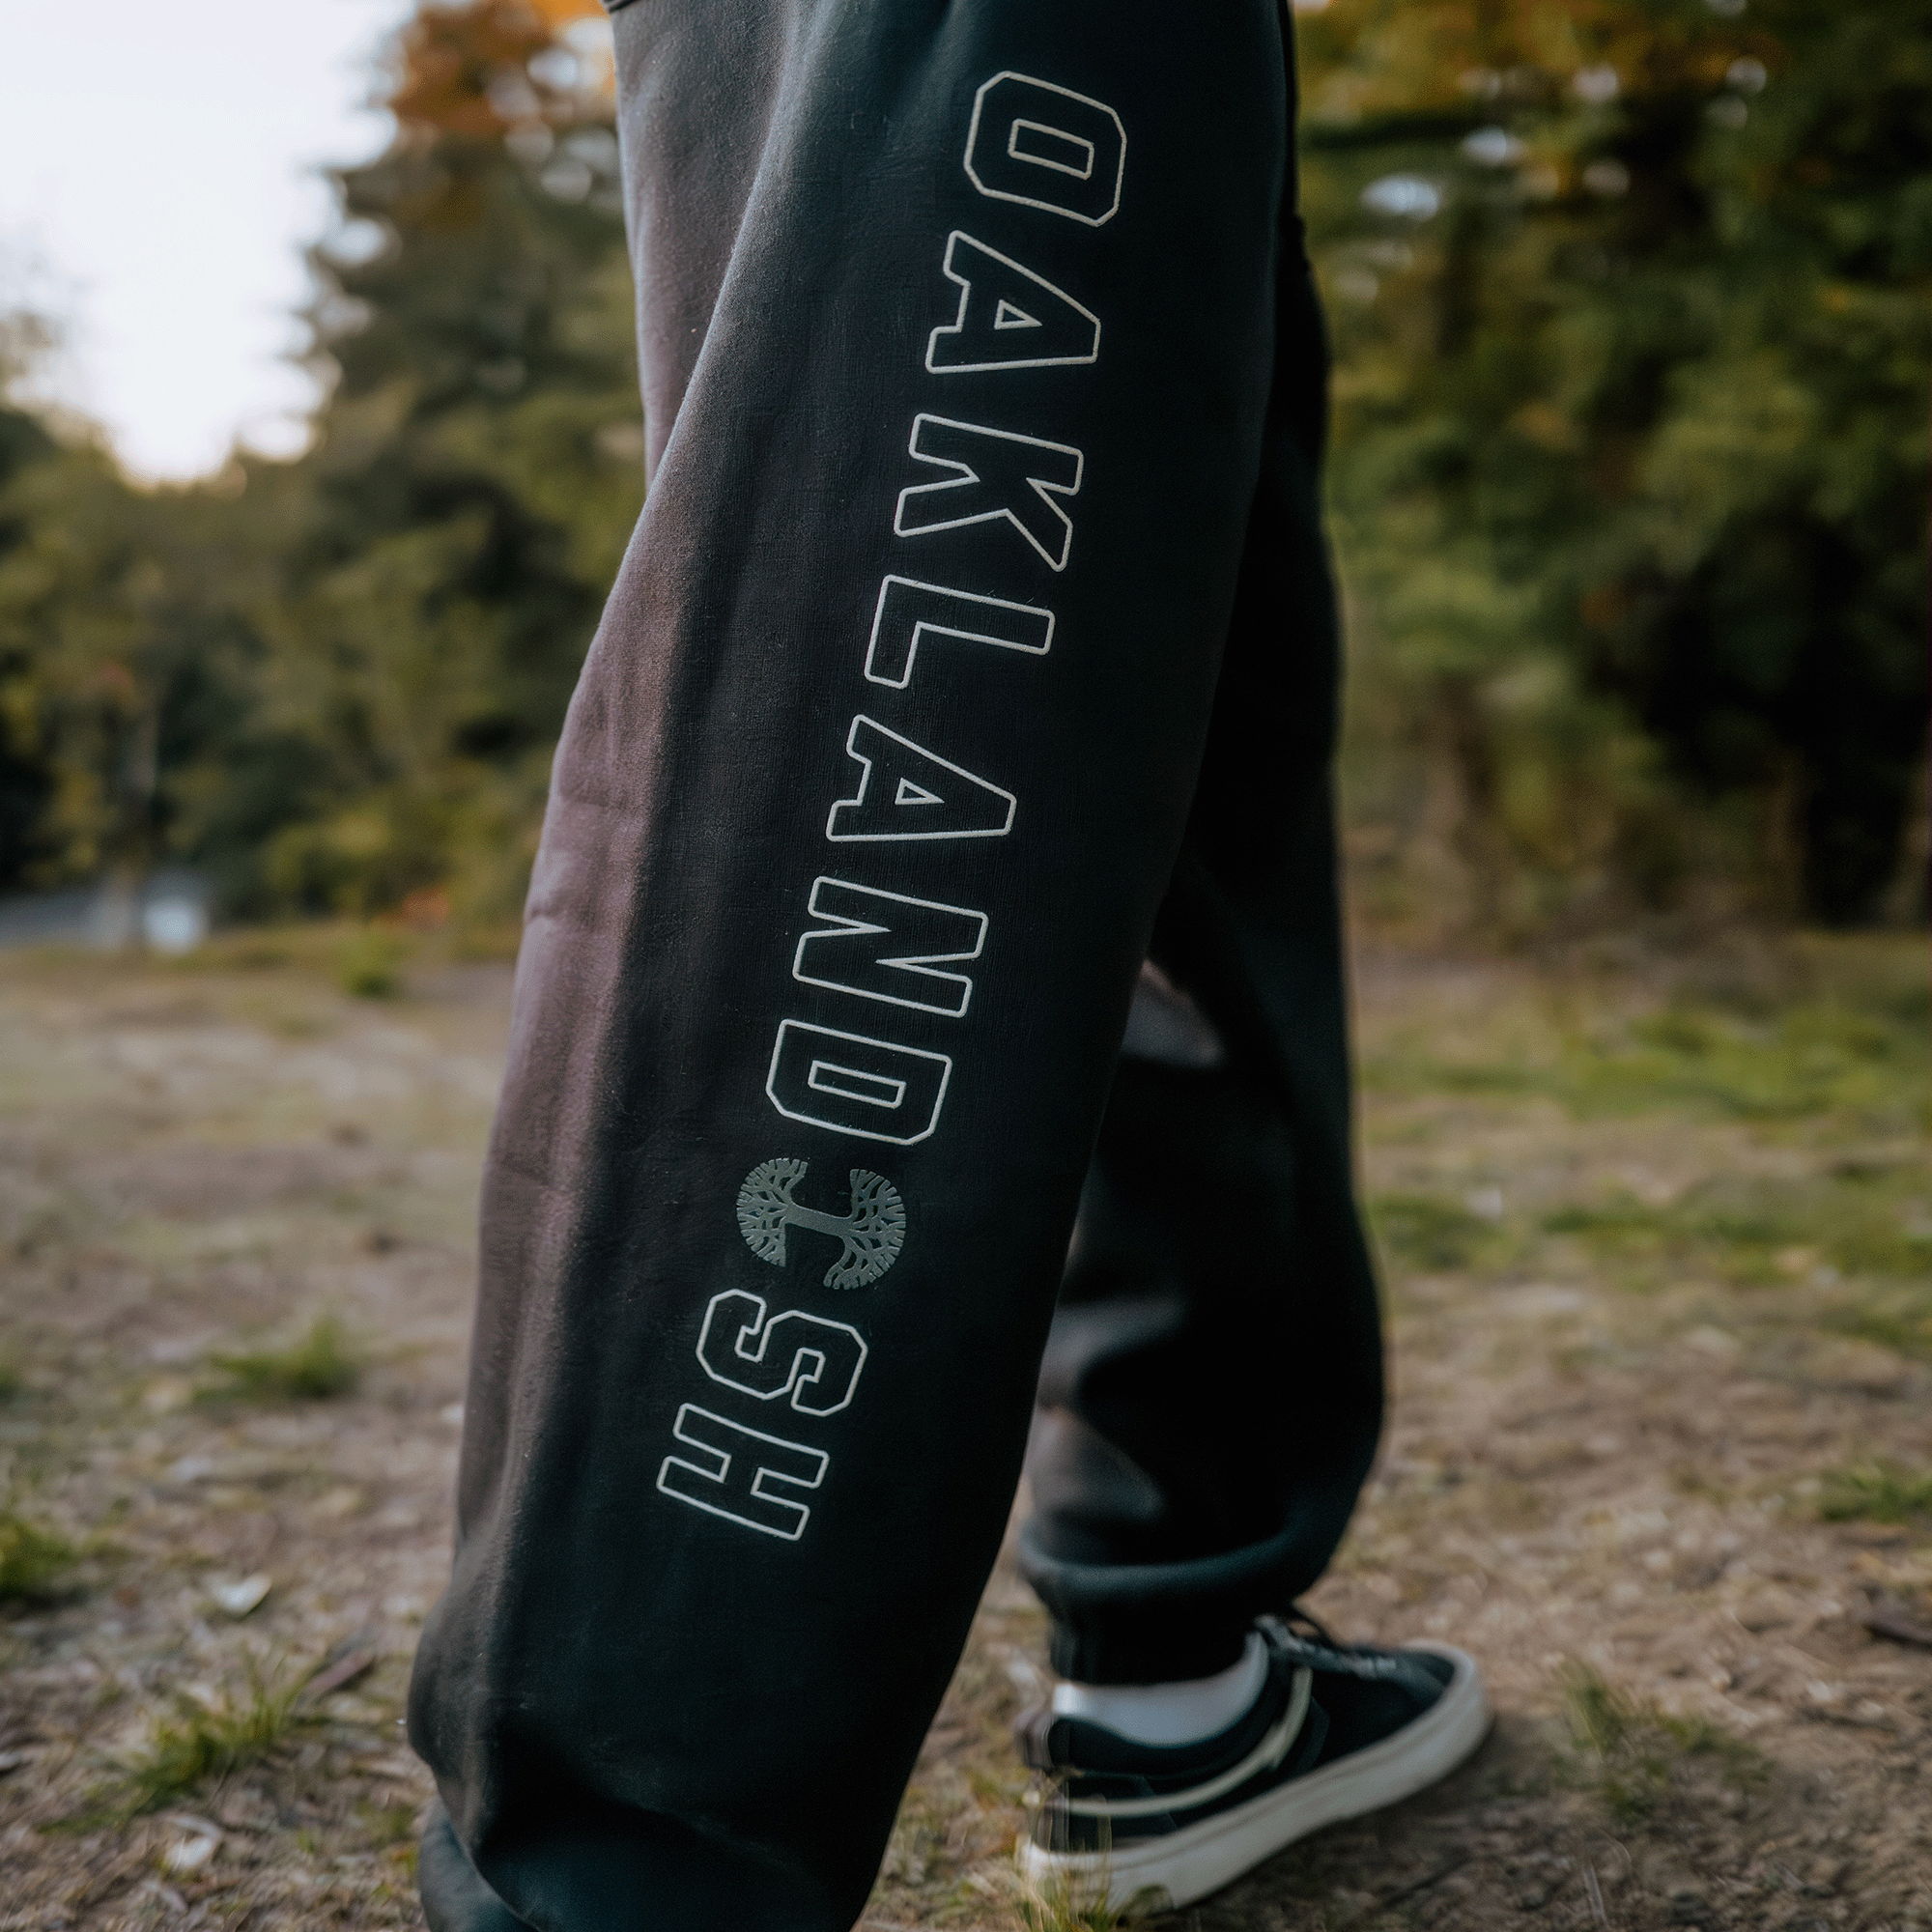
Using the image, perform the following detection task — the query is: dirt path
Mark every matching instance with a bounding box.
[1,932,1926,1930]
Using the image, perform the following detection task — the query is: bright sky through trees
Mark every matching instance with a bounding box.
[0,0,412,481]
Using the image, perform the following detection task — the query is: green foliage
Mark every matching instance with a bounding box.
[202,1315,364,1403]
[1369,1191,1495,1272]
[1561,1662,1767,1824]
[0,0,1923,935]
[1007,1851,1132,1932]
[1825,1293,1932,1362]
[0,0,640,924]
[0,1506,75,1602]
[242,0,642,925]
[0,385,58,882]
[1817,1462,1932,1525]
[336,927,410,998]
[1302,0,1930,929]
[1365,966,1930,1138]
[0,436,270,895]
[1363,936,1929,1313]
[109,1655,313,1816]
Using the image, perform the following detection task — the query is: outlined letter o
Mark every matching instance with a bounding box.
[964,72,1126,227]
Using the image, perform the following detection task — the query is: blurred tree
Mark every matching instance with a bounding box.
[1299,0,1929,928]
[0,439,278,905]
[0,0,641,927]
[0,312,61,888]
[228,0,643,923]
[6,0,1920,940]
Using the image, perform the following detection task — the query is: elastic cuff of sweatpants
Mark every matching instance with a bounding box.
[1017,1520,1315,1686]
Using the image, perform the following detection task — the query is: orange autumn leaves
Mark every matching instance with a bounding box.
[386,0,611,147]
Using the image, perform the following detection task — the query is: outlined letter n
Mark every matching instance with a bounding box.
[794,876,988,1018]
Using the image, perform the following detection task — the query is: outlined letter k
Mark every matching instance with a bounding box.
[894,414,1083,571]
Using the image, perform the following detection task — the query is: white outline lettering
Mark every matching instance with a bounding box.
[809,1061,906,1109]
[766,1019,952,1145]
[895,414,1083,572]
[656,1404,828,1541]
[827,715,1017,842]
[865,576,1054,691]
[793,875,988,1017]
[925,232,1100,375]
[695,1290,869,1417]
[1009,119,1096,181]
[963,72,1126,226]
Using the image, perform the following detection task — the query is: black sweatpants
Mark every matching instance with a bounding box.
[407,1,1383,1925]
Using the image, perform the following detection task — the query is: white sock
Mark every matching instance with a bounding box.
[1050,1633,1268,1747]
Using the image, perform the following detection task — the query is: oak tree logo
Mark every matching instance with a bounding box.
[735,1158,906,1290]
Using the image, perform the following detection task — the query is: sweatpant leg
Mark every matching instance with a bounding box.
[407,3,1305,1927]
[1018,154,1387,1686]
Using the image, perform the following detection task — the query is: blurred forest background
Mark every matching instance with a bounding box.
[0,0,1924,946]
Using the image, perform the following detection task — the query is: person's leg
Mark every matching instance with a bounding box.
[1017,109,1386,1685]
[407,2,1304,1926]
[1011,802,1493,1915]
[1009,29,1491,1908]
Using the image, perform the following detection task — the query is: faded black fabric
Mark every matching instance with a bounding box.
[407,0,1381,1925]
[420,1803,530,1932]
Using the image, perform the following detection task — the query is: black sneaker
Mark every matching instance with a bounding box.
[1015,1614,1490,1913]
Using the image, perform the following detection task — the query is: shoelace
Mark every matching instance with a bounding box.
[1257,1610,1448,1699]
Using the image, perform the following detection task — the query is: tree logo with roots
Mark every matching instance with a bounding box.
[735,1158,907,1291]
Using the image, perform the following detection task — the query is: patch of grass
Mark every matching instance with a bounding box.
[336,928,408,999]
[1540,1188,1779,1288]
[1561,1662,1767,1824]
[0,1356,22,1402]
[1532,1161,1932,1298]
[1426,1063,1549,1097]
[201,1314,364,1404]
[109,1655,316,1816]
[1370,1192,1494,1273]
[358,1799,419,1851]
[1359,1048,1548,1099]
[1656,1709,1772,1791]
[1367,960,1928,1134]
[0,1507,76,1602]
[1539,1196,1677,1281]
[1830,1223,1932,1281]
[1631,1008,1721,1058]
[1619,996,1921,1123]
[1824,1296,1932,1361]
[1542,1198,1670,1239]
[1817,1461,1932,1525]
[1007,1850,1135,1932]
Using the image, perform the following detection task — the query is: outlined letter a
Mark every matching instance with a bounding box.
[926,232,1100,374]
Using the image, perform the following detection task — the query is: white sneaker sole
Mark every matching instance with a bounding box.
[1017,1643,1491,1914]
